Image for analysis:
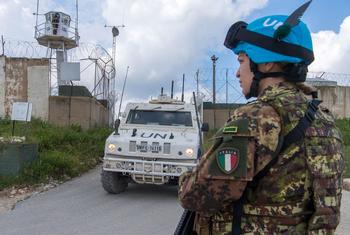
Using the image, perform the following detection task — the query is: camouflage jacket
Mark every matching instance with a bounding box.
[178,82,344,235]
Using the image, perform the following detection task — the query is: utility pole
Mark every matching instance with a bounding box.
[171,80,174,99]
[104,23,125,124]
[117,66,129,119]
[1,35,5,56]
[195,69,199,97]
[211,55,218,128]
[181,74,185,102]
[211,55,218,104]
[225,68,228,104]
[226,68,231,119]
[105,24,125,89]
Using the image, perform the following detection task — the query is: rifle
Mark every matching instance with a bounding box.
[174,209,196,235]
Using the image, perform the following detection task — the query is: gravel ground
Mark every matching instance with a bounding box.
[0,181,61,214]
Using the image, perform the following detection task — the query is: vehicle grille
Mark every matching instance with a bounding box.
[151,142,160,153]
[140,141,148,152]
[129,141,136,152]
[163,143,171,154]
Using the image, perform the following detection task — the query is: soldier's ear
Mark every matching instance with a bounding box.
[257,62,271,73]
[258,62,280,73]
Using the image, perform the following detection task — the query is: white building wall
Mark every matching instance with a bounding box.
[27,66,49,120]
[318,86,350,118]
[0,57,5,118]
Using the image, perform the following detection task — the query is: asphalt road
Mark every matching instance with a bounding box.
[0,166,348,235]
[0,167,183,235]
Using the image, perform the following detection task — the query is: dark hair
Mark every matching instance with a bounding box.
[277,62,317,97]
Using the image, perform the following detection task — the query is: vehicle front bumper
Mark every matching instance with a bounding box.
[103,157,197,177]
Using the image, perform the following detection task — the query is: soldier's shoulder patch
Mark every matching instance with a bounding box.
[216,148,240,174]
[223,118,250,136]
[223,125,238,134]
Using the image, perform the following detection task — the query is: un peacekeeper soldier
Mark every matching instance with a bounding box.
[178,1,344,234]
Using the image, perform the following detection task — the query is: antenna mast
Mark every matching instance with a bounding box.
[76,0,79,42]
[35,0,39,30]
[181,74,185,102]
[171,80,174,99]
[117,66,130,119]
[104,24,125,123]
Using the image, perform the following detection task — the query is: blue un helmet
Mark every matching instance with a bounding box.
[224,1,314,98]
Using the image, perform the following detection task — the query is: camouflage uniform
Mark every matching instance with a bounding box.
[178,82,344,234]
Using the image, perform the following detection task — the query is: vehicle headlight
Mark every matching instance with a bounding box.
[107,143,116,152]
[185,148,194,157]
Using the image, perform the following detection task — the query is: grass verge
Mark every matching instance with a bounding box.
[0,118,111,190]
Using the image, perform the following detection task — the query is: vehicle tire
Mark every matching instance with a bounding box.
[101,170,128,194]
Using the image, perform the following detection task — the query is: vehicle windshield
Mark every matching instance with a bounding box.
[126,110,193,126]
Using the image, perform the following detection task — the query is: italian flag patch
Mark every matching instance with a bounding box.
[216,148,239,174]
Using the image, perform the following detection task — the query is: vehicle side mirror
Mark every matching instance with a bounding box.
[114,119,121,135]
[201,123,209,132]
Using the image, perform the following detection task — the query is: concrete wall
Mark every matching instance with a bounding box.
[317,86,350,118]
[0,56,108,129]
[27,66,50,120]
[204,108,235,129]
[203,86,350,130]
[0,56,49,120]
[49,96,108,129]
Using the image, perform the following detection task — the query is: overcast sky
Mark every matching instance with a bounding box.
[1,0,350,104]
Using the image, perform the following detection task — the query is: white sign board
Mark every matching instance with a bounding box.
[59,62,80,81]
[11,102,32,121]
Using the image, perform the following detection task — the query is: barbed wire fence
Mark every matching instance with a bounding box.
[3,37,350,104]
[189,68,350,104]
[307,71,350,86]
[188,67,244,104]
[1,36,115,100]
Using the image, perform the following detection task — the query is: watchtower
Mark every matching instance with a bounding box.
[34,1,80,88]
[36,11,78,50]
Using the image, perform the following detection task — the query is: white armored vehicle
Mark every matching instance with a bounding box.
[101,93,208,194]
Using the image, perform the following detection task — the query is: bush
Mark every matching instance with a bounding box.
[344,146,350,178]
[25,151,80,181]
[336,119,350,145]
[0,119,112,190]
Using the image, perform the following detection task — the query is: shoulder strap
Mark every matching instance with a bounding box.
[231,99,321,235]
[253,99,321,183]
[281,99,321,151]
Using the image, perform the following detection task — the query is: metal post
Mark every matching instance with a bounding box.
[211,55,218,104]
[34,0,39,38]
[196,69,199,98]
[181,74,185,102]
[226,68,230,119]
[110,25,120,124]
[1,35,4,56]
[117,66,129,119]
[226,69,228,104]
[93,61,97,96]
[211,55,218,128]
[171,80,174,99]
[12,120,15,136]
[68,81,73,125]
[75,0,79,41]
